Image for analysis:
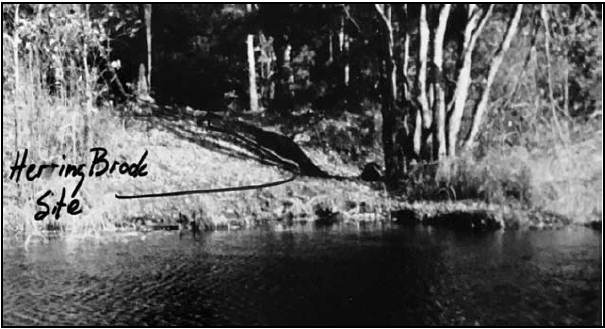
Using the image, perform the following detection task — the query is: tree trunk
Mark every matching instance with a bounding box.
[339,7,350,87]
[13,4,19,97]
[247,34,259,112]
[272,36,293,111]
[541,4,565,141]
[431,4,451,159]
[401,5,410,78]
[375,4,403,189]
[324,3,333,66]
[138,4,152,92]
[246,4,259,112]
[464,4,523,150]
[199,112,328,176]
[327,32,334,65]
[401,5,421,157]
[343,34,350,87]
[257,33,274,103]
[144,4,152,87]
[416,4,431,130]
[273,39,285,109]
[338,12,345,52]
[82,4,93,156]
[383,6,396,101]
[414,4,435,161]
[446,4,492,157]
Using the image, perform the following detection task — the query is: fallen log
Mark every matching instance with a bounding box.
[195,111,330,177]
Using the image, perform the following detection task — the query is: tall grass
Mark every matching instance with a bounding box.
[1,59,390,236]
[3,59,121,236]
[401,116,602,225]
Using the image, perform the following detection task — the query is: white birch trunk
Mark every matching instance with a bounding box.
[13,4,19,96]
[340,6,350,86]
[385,5,396,100]
[247,34,259,112]
[344,34,350,86]
[246,4,259,111]
[145,4,152,87]
[446,4,493,157]
[338,14,345,53]
[417,4,431,129]
[432,4,451,159]
[464,4,523,149]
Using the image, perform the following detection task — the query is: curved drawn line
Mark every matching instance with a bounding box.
[115,172,297,200]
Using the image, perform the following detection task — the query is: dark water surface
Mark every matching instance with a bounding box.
[2,224,602,326]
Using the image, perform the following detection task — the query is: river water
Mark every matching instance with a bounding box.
[2,223,602,326]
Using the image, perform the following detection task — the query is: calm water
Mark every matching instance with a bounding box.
[2,223,602,326]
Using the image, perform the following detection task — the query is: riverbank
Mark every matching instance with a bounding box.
[1,102,380,235]
[2,102,602,236]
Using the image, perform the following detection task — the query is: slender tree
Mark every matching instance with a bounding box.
[446,4,493,157]
[82,4,93,154]
[325,3,334,65]
[415,4,431,154]
[144,4,152,87]
[375,4,403,186]
[340,5,350,87]
[464,4,523,149]
[272,35,293,110]
[431,4,451,159]
[138,4,152,95]
[13,4,19,97]
[246,4,259,112]
[11,3,20,163]
[540,4,565,141]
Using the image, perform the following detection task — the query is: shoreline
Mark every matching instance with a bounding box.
[4,199,601,240]
[3,107,601,237]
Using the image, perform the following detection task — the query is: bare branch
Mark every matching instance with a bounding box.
[341,4,361,34]
[374,4,388,24]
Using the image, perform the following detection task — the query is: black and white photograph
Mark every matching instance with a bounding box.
[1,2,603,327]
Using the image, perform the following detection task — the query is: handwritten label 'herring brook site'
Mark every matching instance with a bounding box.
[9,147,296,222]
[9,148,149,221]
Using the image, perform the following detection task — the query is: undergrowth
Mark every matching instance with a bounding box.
[400,120,602,225]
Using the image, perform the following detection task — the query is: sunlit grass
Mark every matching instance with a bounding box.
[3,57,601,237]
[2,68,388,236]
[402,118,602,226]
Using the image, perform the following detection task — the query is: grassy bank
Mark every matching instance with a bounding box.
[3,101,602,236]
[3,102,603,236]
[2,97,389,236]
[251,107,603,230]
[2,90,602,236]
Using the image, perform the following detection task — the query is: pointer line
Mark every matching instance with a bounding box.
[115,172,297,199]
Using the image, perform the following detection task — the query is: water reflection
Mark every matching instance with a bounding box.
[2,225,601,326]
